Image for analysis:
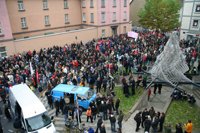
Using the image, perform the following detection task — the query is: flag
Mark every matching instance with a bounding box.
[64,46,66,52]
[96,45,100,51]
[30,62,34,76]
[151,31,153,35]
[36,70,39,82]
[32,77,36,85]
[159,33,161,37]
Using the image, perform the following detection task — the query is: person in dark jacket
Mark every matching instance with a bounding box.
[48,94,53,109]
[115,98,120,115]
[4,104,11,122]
[130,77,135,95]
[55,98,60,116]
[149,107,155,122]
[142,108,149,128]
[158,84,162,94]
[144,116,151,132]
[158,112,165,132]
[135,111,142,132]
[96,115,103,133]
[154,84,158,94]
[96,78,101,93]
[152,116,159,133]
[103,101,108,120]
[100,124,106,133]
[123,81,129,97]
[90,100,97,121]
[99,101,104,118]
[13,116,22,133]
[117,110,124,129]
[176,122,183,133]
[96,94,102,114]
[60,96,65,114]
[63,104,69,123]
[109,112,116,132]
[102,77,107,92]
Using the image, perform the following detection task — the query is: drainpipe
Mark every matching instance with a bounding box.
[80,0,83,29]
[119,0,121,35]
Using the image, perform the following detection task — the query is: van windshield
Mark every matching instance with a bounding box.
[85,89,94,99]
[25,112,51,132]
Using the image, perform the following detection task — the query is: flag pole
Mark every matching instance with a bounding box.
[76,93,80,129]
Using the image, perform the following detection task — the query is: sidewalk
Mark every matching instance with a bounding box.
[122,86,173,133]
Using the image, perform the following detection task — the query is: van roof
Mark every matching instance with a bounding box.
[10,84,46,118]
[52,84,90,95]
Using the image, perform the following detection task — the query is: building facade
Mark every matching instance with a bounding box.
[180,0,200,40]
[0,0,131,56]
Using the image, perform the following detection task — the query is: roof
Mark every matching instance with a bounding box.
[10,84,46,118]
[52,84,90,95]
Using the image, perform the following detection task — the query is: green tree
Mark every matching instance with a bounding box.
[137,0,182,32]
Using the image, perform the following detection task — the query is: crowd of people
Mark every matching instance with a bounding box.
[171,90,196,107]
[134,107,193,133]
[0,30,199,133]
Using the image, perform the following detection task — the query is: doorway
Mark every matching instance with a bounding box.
[111,25,118,36]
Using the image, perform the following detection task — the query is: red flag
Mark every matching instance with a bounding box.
[159,33,161,37]
[151,31,153,35]
[96,45,100,51]
[32,77,36,85]
[192,50,196,57]
[36,70,39,82]
[64,46,66,52]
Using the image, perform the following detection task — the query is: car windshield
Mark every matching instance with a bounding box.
[85,89,94,99]
[25,112,51,132]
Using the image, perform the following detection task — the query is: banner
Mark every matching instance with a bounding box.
[36,70,39,82]
[30,62,34,76]
[128,31,138,39]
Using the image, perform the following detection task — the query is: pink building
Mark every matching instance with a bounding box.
[0,0,131,56]
[0,0,15,57]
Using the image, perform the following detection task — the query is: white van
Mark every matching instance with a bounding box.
[9,84,56,133]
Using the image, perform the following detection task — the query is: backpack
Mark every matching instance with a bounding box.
[134,114,138,121]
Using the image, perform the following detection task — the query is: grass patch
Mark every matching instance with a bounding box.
[114,87,144,116]
[164,100,200,131]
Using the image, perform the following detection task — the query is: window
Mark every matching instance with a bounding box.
[18,1,24,10]
[64,0,68,8]
[83,0,86,7]
[101,12,105,22]
[83,13,86,22]
[43,0,48,9]
[65,14,69,23]
[113,12,116,21]
[102,29,105,38]
[196,5,200,12]
[21,18,27,28]
[91,13,94,23]
[124,11,126,20]
[90,0,93,7]
[45,15,50,25]
[0,24,3,35]
[193,20,199,27]
[101,0,105,7]
[0,47,7,57]
[113,0,116,7]
[124,0,127,7]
